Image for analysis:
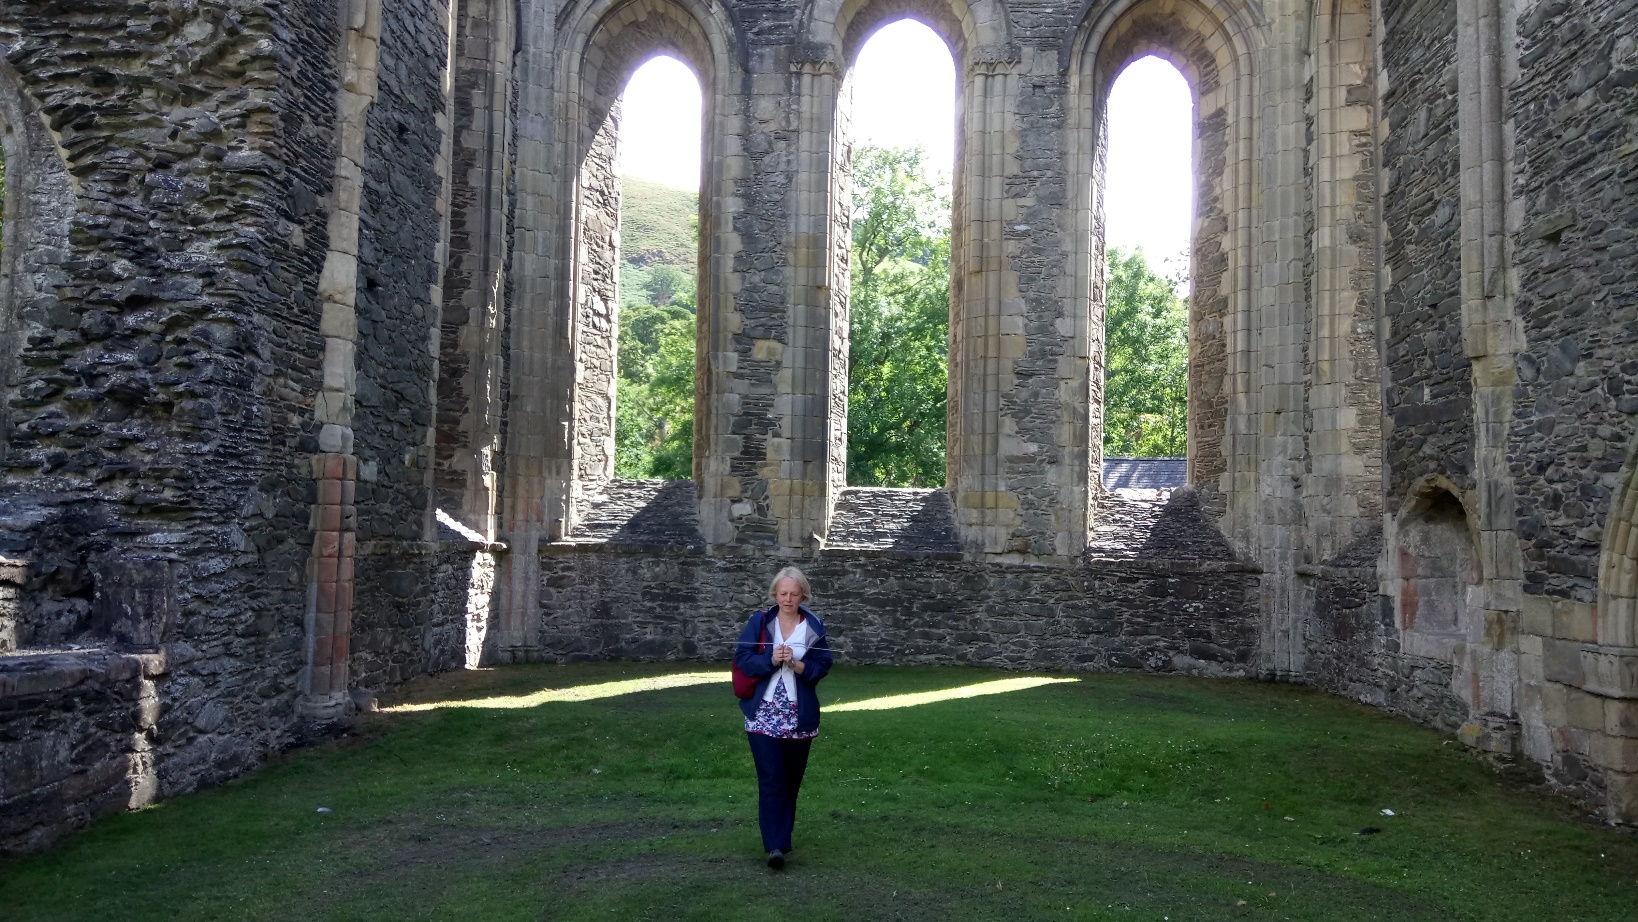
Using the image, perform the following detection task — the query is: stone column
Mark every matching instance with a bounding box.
[570,104,622,511]
[949,55,1028,558]
[1305,0,1383,562]
[777,58,845,551]
[493,0,551,661]
[692,62,745,548]
[301,0,381,720]
[701,49,805,552]
[1454,0,1525,749]
[1255,1,1313,679]
[424,0,461,543]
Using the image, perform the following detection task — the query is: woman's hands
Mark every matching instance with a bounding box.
[772,644,806,674]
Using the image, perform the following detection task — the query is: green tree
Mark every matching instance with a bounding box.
[614,179,699,478]
[847,146,950,487]
[642,264,688,306]
[614,300,695,479]
[1103,247,1188,457]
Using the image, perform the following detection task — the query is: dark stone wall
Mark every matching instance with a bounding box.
[1509,0,1638,604]
[0,0,328,811]
[540,487,1255,674]
[1379,0,1473,507]
[352,0,448,545]
[0,0,471,855]
[1304,535,1469,732]
[351,541,489,691]
[535,548,1260,676]
[0,650,166,855]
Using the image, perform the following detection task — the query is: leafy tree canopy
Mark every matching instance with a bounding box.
[847,145,950,487]
[614,180,698,479]
[1103,246,1188,457]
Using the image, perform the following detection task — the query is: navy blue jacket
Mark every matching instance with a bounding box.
[734,605,833,733]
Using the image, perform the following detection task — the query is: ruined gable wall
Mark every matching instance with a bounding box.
[10,0,1638,854]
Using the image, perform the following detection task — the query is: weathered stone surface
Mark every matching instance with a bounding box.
[536,546,1261,676]
[0,649,165,854]
[825,488,961,557]
[1085,489,1240,564]
[569,479,705,550]
[1102,459,1187,491]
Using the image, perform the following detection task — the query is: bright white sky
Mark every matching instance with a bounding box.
[618,22,1193,273]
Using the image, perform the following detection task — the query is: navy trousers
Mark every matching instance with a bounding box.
[746,732,813,852]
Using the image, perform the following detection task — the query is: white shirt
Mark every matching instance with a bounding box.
[762,616,810,704]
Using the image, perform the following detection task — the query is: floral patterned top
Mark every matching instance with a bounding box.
[744,673,818,740]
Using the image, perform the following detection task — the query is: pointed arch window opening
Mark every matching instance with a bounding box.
[842,18,957,489]
[609,55,704,482]
[1099,54,1194,465]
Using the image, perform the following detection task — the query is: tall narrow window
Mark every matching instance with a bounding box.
[1102,56,1192,465]
[612,56,703,480]
[845,20,955,487]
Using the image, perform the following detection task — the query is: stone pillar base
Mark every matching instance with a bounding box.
[296,691,355,725]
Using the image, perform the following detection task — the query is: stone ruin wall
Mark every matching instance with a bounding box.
[3,0,1638,853]
[543,484,1259,674]
[0,0,491,854]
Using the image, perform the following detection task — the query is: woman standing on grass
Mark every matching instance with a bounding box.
[734,566,833,869]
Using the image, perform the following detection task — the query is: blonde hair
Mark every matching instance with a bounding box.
[768,566,811,603]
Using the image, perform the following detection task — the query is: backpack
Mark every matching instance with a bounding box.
[731,609,771,699]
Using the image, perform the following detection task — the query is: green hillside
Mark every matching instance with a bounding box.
[620,176,698,309]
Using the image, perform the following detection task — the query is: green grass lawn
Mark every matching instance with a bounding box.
[3,664,1635,921]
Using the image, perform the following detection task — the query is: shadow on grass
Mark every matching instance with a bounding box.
[283,809,1448,922]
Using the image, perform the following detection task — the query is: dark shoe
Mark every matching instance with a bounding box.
[767,849,785,869]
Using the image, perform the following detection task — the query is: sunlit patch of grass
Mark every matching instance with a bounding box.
[3,664,1636,922]
[829,675,1077,711]
[381,670,727,712]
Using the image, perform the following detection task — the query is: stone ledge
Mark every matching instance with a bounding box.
[820,547,964,562]
[570,480,705,549]
[544,538,706,556]
[1295,563,1377,579]
[1086,556,1264,575]
[354,538,506,556]
[0,647,169,701]
[1085,489,1243,564]
[1541,640,1638,699]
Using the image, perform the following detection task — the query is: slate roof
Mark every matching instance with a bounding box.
[1102,457,1187,491]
